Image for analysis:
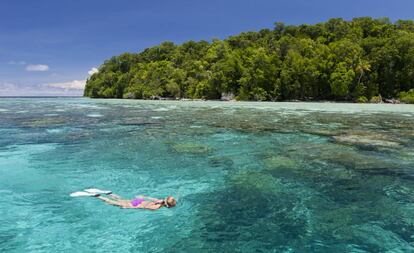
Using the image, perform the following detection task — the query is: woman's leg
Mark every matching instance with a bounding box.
[107,193,123,200]
[96,196,129,207]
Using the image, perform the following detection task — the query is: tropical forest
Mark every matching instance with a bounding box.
[84,17,414,103]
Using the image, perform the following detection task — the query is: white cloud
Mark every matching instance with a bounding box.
[26,64,49,72]
[0,82,83,96]
[0,82,17,90]
[88,67,99,75]
[0,65,96,96]
[46,80,86,90]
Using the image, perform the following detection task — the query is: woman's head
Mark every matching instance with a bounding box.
[164,196,177,208]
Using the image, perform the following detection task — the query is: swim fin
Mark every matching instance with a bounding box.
[70,191,98,197]
[84,188,112,195]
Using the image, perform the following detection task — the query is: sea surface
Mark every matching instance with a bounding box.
[1,98,414,252]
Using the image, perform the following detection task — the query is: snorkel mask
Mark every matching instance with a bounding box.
[164,198,171,208]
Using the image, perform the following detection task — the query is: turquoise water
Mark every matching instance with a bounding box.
[1,98,414,252]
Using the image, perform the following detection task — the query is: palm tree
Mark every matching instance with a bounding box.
[356,60,371,86]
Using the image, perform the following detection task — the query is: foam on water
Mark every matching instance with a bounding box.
[86,113,103,118]
[1,98,414,252]
[154,107,170,112]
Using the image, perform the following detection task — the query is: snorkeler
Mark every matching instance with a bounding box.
[70,188,177,210]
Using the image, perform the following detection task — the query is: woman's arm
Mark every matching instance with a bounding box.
[132,201,163,210]
[144,202,163,210]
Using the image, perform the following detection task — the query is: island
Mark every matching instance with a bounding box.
[84,17,414,103]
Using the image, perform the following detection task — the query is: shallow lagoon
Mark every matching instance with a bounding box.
[1,98,414,252]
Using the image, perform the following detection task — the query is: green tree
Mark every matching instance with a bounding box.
[330,63,355,98]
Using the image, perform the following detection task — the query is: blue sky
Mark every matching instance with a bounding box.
[1,0,414,96]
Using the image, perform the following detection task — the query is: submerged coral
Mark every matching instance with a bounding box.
[263,156,298,170]
[23,118,67,128]
[171,142,213,154]
[333,134,401,148]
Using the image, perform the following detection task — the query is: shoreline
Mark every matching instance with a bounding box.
[83,97,407,105]
[1,96,408,104]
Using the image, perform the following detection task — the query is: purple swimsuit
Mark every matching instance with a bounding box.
[130,198,145,207]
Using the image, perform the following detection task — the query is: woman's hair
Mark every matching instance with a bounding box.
[165,196,177,208]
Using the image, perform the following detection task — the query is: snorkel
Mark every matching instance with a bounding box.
[163,197,171,208]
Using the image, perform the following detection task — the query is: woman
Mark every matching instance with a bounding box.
[71,188,177,210]
[97,193,177,210]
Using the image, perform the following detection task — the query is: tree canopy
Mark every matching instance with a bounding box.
[84,17,414,102]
